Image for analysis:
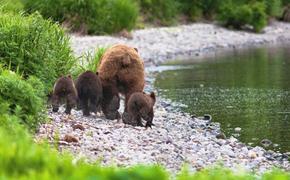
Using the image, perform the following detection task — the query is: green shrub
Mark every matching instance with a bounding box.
[0,12,75,90]
[282,0,290,5]
[22,0,138,34]
[218,1,267,32]
[26,76,46,100]
[0,0,23,13]
[0,119,168,179]
[199,0,222,20]
[0,70,45,130]
[138,0,179,25]
[251,2,267,32]
[262,0,282,17]
[71,47,107,78]
[177,0,202,21]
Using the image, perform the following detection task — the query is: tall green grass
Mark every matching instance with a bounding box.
[0,0,23,13]
[22,0,139,34]
[71,47,107,78]
[0,12,75,90]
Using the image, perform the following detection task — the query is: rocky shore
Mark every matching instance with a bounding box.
[37,22,290,174]
[71,22,290,65]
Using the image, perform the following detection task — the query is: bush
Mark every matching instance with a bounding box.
[0,119,168,179]
[263,0,282,17]
[251,2,268,32]
[138,0,179,25]
[218,1,267,32]
[177,0,202,21]
[22,0,139,34]
[0,70,45,130]
[0,0,23,13]
[282,0,290,5]
[0,12,75,90]
[199,0,223,20]
[71,47,107,78]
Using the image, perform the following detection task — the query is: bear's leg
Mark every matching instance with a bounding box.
[81,97,90,116]
[65,94,77,114]
[136,115,144,127]
[102,85,120,120]
[89,97,98,114]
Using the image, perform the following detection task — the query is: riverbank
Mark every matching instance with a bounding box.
[36,71,290,174]
[71,21,290,65]
[36,22,290,174]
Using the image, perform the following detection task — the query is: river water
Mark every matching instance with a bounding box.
[154,46,290,153]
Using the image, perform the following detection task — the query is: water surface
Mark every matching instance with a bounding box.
[154,46,290,152]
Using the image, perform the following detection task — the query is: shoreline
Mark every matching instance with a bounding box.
[71,21,290,65]
[36,22,290,174]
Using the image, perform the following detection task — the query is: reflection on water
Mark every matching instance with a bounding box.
[154,46,290,152]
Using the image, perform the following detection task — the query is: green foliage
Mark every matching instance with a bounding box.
[0,117,169,179]
[282,0,290,5]
[251,2,268,32]
[22,0,139,34]
[0,12,75,90]
[71,47,107,78]
[0,0,23,13]
[138,0,179,25]
[0,70,45,130]
[218,1,267,32]
[199,0,222,20]
[26,75,46,100]
[263,0,282,17]
[177,0,202,21]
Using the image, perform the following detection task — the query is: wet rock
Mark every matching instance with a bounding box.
[234,127,241,133]
[216,132,226,139]
[260,139,272,147]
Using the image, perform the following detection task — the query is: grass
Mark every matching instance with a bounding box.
[0,11,76,91]
[71,47,107,78]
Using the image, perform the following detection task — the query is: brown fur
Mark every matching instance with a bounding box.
[51,75,77,114]
[124,92,156,127]
[98,44,145,119]
[75,71,102,116]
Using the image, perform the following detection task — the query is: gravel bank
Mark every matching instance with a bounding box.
[37,22,290,174]
[71,22,290,65]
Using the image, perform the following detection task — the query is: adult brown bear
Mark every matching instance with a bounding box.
[98,44,145,120]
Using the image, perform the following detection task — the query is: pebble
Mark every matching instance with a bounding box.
[234,127,242,133]
[248,151,257,159]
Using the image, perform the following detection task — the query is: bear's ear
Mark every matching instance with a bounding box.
[96,71,99,75]
[150,92,156,104]
[134,47,138,53]
[67,74,72,79]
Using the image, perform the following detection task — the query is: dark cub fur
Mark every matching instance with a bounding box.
[75,71,103,116]
[124,92,156,127]
[51,75,77,114]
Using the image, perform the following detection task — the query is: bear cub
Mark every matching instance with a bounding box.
[124,92,156,127]
[75,71,103,116]
[51,75,77,114]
